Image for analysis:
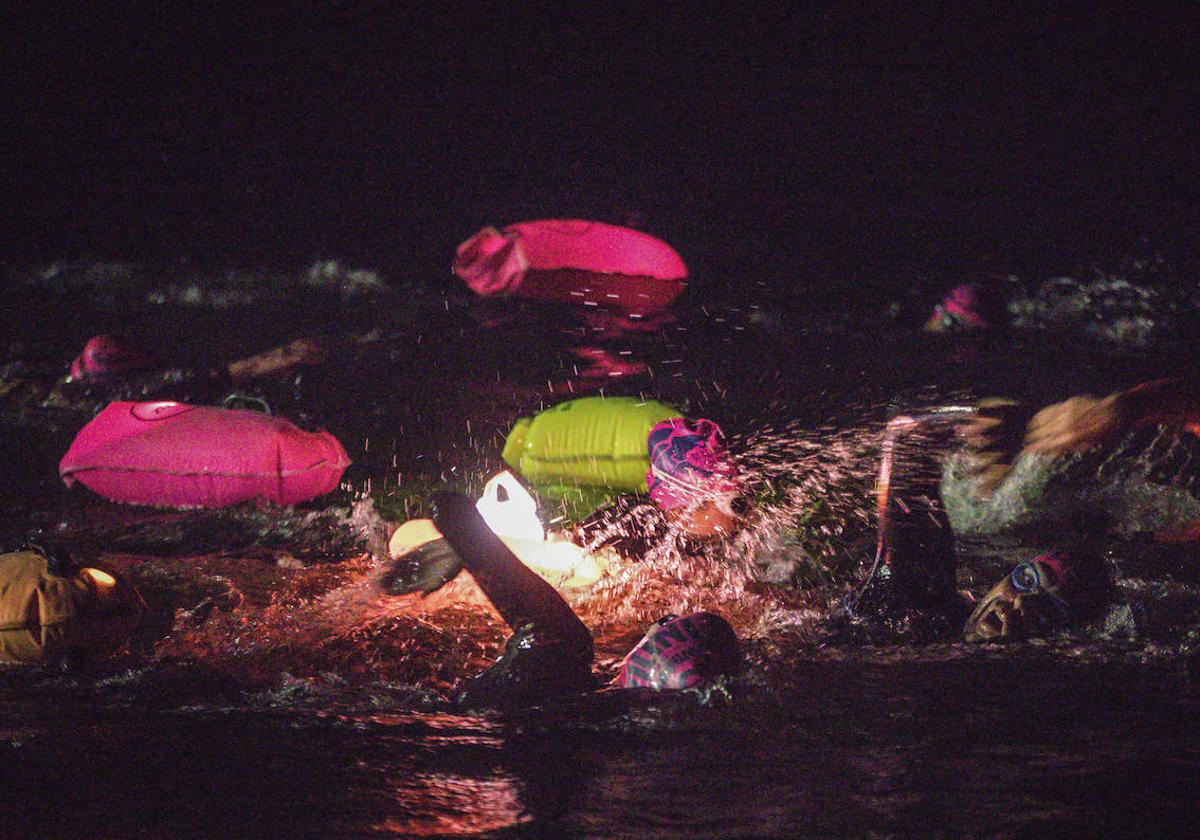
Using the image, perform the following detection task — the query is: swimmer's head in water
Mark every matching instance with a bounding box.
[616,611,741,690]
[924,284,991,333]
[646,418,748,537]
[68,334,153,383]
[964,551,1109,643]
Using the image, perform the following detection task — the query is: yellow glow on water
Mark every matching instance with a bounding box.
[474,470,606,586]
[501,536,608,589]
[384,471,608,591]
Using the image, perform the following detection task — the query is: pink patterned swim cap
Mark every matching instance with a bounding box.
[1028,550,1108,611]
[926,284,990,331]
[617,612,741,690]
[645,418,739,510]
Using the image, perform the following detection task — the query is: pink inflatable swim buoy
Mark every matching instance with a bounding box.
[59,402,351,508]
[453,219,688,315]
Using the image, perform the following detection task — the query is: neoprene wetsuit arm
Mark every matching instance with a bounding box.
[431,492,594,660]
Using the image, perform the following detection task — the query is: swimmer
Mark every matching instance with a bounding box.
[923,283,1001,333]
[962,373,1200,498]
[645,417,752,538]
[837,405,1116,643]
[923,272,1194,349]
[571,416,754,555]
[950,370,1200,638]
[63,333,327,406]
[947,374,1200,639]
[502,398,752,547]
[382,492,742,709]
[962,550,1111,642]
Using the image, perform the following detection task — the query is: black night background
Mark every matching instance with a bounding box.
[5,4,1197,296]
[3,4,1200,838]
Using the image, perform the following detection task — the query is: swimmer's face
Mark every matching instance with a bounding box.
[963,560,1070,643]
[668,493,753,539]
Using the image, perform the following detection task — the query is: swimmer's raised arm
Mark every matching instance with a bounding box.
[431,492,593,657]
[1025,373,1200,455]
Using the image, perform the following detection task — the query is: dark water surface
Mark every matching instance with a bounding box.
[2,263,1200,837]
[3,654,1197,838]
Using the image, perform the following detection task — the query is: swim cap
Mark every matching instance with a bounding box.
[68,335,152,382]
[646,418,739,510]
[616,611,740,690]
[1027,550,1108,615]
[925,284,990,332]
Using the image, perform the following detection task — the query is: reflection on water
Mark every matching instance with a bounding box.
[3,263,1200,836]
[377,773,528,836]
[2,654,1197,837]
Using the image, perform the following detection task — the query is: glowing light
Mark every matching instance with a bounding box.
[475,471,545,541]
[474,471,607,587]
[385,472,608,591]
[500,536,608,589]
[81,568,116,588]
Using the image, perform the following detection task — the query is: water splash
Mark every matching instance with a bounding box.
[137,407,906,695]
[148,558,506,693]
[572,408,907,638]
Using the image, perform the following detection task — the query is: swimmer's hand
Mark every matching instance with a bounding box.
[378,538,465,596]
[1023,393,1126,455]
[958,398,1035,497]
[227,338,327,383]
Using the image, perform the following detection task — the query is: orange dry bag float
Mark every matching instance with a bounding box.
[0,550,144,665]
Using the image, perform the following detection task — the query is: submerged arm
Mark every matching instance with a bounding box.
[226,338,327,383]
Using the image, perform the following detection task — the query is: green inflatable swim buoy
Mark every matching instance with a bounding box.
[0,550,145,666]
[502,396,681,509]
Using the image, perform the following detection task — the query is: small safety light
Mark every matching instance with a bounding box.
[81,568,116,588]
[474,471,608,588]
[475,471,545,542]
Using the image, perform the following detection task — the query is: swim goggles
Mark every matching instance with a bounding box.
[1009,561,1071,624]
[710,491,753,519]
